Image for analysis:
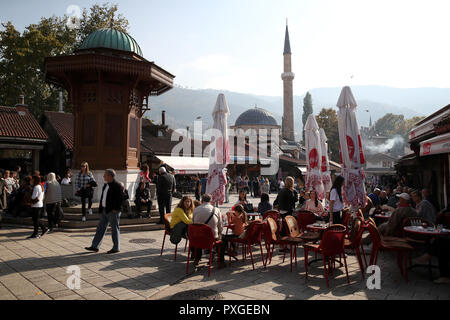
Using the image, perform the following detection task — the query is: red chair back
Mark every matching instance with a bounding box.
[243,222,264,245]
[164,213,172,233]
[263,210,280,221]
[342,209,351,227]
[266,217,279,241]
[188,224,216,249]
[319,224,346,256]
[297,211,316,232]
[285,216,301,238]
[348,218,364,246]
[367,221,382,248]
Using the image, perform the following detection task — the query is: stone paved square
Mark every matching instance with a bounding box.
[1,213,449,300]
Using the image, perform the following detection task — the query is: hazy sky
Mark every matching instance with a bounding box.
[1,0,449,96]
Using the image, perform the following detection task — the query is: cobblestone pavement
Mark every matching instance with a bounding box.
[1,193,449,300]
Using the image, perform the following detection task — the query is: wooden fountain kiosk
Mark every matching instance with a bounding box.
[45,28,174,200]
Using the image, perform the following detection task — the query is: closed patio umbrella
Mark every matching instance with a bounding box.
[206,93,230,205]
[319,128,332,193]
[336,86,367,208]
[304,114,325,200]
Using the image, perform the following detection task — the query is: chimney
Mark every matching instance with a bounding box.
[162,110,166,126]
[186,126,190,138]
[58,90,64,112]
[15,95,28,113]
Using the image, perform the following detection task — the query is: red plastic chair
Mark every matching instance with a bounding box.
[263,210,280,221]
[344,218,366,279]
[367,221,413,282]
[297,211,316,232]
[341,209,351,228]
[303,224,350,288]
[186,224,222,277]
[229,222,266,270]
[160,213,188,261]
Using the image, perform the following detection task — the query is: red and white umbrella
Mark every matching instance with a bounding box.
[304,114,325,200]
[206,93,230,205]
[336,86,367,208]
[319,128,332,192]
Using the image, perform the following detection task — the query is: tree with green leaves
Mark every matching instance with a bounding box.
[0,3,129,119]
[302,92,313,144]
[316,108,340,163]
[374,113,425,139]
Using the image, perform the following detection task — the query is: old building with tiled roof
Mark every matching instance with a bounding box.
[0,96,48,171]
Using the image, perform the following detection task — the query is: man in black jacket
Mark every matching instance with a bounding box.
[85,169,123,254]
[156,167,176,224]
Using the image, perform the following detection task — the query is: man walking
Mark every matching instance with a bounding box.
[156,167,176,224]
[85,169,123,254]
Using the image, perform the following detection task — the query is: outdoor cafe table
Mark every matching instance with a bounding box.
[374,211,392,221]
[403,226,450,279]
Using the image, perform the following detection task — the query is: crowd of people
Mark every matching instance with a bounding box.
[1,164,449,283]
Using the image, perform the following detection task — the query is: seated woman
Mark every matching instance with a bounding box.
[169,196,194,245]
[257,193,273,215]
[227,205,249,238]
[303,189,326,221]
[233,190,253,212]
[224,205,249,256]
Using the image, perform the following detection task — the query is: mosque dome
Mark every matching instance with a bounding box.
[79,28,143,57]
[235,107,279,127]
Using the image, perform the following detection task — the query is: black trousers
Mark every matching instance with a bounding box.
[31,207,45,235]
[81,192,93,217]
[157,193,172,220]
[135,199,152,216]
[332,211,343,225]
[45,203,58,230]
[429,237,450,277]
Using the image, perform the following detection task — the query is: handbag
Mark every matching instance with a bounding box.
[243,203,254,213]
[172,191,183,199]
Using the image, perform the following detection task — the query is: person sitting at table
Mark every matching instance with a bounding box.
[297,190,307,209]
[169,196,194,245]
[234,190,253,212]
[257,193,273,215]
[379,190,389,206]
[304,189,326,220]
[411,190,437,225]
[378,193,417,237]
[368,188,381,208]
[192,194,224,267]
[227,205,249,238]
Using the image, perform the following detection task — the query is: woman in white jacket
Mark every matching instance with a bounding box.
[28,175,47,239]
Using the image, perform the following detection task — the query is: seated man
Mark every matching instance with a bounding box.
[134,182,152,218]
[378,193,417,237]
[120,182,133,219]
[379,191,389,206]
[368,188,381,208]
[411,190,437,224]
[192,194,224,266]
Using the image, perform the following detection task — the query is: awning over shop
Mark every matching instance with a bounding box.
[155,155,210,175]
[297,166,307,174]
[420,132,450,157]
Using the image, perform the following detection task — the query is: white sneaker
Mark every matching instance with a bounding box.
[88,209,93,215]
[82,216,86,222]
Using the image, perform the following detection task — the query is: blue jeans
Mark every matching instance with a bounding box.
[91,211,121,251]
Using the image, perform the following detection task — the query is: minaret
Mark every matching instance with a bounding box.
[282,22,295,141]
